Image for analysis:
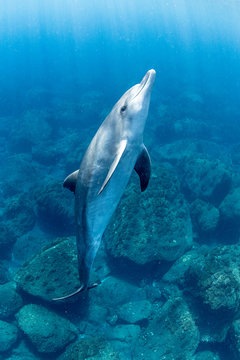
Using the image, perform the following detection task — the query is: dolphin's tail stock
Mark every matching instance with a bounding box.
[52,282,100,301]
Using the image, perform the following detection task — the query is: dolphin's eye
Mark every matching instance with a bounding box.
[120,105,127,113]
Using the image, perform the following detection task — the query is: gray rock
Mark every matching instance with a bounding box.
[117,300,152,324]
[0,320,19,352]
[3,193,36,237]
[190,199,220,235]
[185,245,240,312]
[35,182,74,236]
[107,324,141,342]
[15,238,81,302]
[134,297,199,360]
[228,319,240,359]
[0,282,23,319]
[87,304,108,325]
[0,224,17,249]
[220,187,240,222]
[16,304,78,354]
[57,337,122,360]
[182,158,231,205]
[15,237,101,303]
[193,351,220,360]
[8,340,41,360]
[0,260,10,284]
[12,234,50,265]
[104,165,192,264]
[162,249,200,285]
[0,154,37,196]
[155,140,228,165]
[91,276,139,307]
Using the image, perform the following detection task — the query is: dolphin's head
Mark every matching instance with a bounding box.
[114,69,156,138]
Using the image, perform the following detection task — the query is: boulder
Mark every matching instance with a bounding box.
[0,282,23,319]
[0,154,37,196]
[91,276,140,308]
[12,234,50,265]
[182,158,231,205]
[16,304,78,354]
[57,337,121,360]
[7,340,41,360]
[154,140,228,165]
[134,297,199,360]
[190,199,220,237]
[0,223,17,250]
[0,320,19,352]
[220,187,240,223]
[162,249,200,286]
[117,300,152,324]
[10,109,52,146]
[193,351,220,360]
[35,182,74,236]
[228,319,240,360]
[15,238,81,302]
[3,194,36,237]
[104,165,192,264]
[106,324,141,342]
[185,245,240,312]
[0,260,10,284]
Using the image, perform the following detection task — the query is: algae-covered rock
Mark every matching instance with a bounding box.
[0,260,10,284]
[15,238,81,302]
[10,109,52,145]
[87,304,108,325]
[58,337,122,360]
[16,304,78,354]
[190,199,220,236]
[117,300,152,324]
[0,282,23,319]
[104,165,192,264]
[220,187,240,223]
[35,182,74,236]
[0,223,17,249]
[12,234,50,265]
[3,194,36,237]
[7,340,41,360]
[135,297,199,360]
[0,154,37,196]
[155,140,228,165]
[228,319,240,360]
[182,158,231,205]
[162,249,200,285]
[0,320,19,352]
[91,276,140,307]
[193,351,220,360]
[185,245,240,312]
[106,324,141,342]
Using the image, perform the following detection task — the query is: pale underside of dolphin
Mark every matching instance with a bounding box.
[53,69,156,301]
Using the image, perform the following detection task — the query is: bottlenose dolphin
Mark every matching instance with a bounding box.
[54,69,156,300]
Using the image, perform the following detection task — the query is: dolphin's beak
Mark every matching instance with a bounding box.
[140,69,156,93]
[132,69,156,102]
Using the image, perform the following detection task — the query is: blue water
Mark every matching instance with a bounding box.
[1,1,240,359]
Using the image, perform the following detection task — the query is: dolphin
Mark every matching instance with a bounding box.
[54,69,156,300]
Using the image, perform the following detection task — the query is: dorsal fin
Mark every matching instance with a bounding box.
[98,139,127,195]
[134,144,151,192]
[63,170,79,193]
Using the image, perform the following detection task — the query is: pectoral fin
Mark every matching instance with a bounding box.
[63,170,79,193]
[134,145,151,192]
[98,139,127,195]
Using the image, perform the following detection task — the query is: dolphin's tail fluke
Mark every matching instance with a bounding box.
[52,282,100,301]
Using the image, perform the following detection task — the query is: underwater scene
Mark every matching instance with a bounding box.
[1,0,240,359]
